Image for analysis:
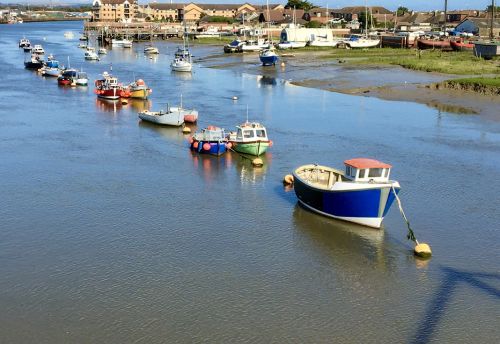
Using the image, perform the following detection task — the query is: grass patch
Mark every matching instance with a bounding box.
[438,76,500,95]
[322,48,500,75]
[448,76,500,87]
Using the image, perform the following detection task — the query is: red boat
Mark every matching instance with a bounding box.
[417,38,452,51]
[450,39,475,51]
[57,69,77,86]
[94,72,122,100]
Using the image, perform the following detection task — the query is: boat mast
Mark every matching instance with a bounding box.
[491,0,496,39]
[444,0,448,33]
[266,0,271,43]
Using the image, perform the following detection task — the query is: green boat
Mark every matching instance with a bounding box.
[227,122,272,156]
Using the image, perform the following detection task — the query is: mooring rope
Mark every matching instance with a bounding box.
[391,185,419,245]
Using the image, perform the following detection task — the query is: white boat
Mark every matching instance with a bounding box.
[342,35,380,48]
[84,47,100,60]
[76,71,88,86]
[78,42,87,49]
[19,38,30,48]
[308,37,343,47]
[138,106,185,126]
[144,46,159,54]
[112,38,133,48]
[240,39,269,52]
[277,41,307,49]
[171,57,192,72]
[98,47,107,55]
[32,44,45,55]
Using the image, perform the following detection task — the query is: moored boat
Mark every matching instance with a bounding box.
[292,158,400,228]
[32,44,45,55]
[98,47,107,55]
[23,44,32,52]
[76,70,89,86]
[111,38,133,48]
[417,38,452,50]
[94,72,122,100]
[450,39,475,51]
[24,54,44,69]
[278,41,307,49]
[121,79,151,99]
[57,69,78,86]
[189,126,228,156]
[342,35,380,49]
[259,48,279,66]
[19,38,30,48]
[138,106,184,126]
[84,47,100,60]
[227,122,272,156]
[40,58,61,77]
[224,39,244,53]
[144,45,159,54]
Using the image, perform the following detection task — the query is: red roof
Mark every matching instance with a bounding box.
[344,158,392,169]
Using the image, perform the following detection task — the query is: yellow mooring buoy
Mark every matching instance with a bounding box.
[280,62,286,67]
[252,158,263,167]
[182,126,191,134]
[283,174,294,185]
[414,243,432,258]
[121,99,128,105]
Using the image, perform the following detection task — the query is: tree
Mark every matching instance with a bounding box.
[305,20,322,28]
[285,0,315,12]
[396,6,409,16]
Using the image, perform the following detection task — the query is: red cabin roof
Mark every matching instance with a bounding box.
[344,158,392,169]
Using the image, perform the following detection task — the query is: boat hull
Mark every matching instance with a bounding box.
[259,54,278,66]
[24,61,43,69]
[96,88,120,100]
[450,40,474,51]
[293,172,399,228]
[417,39,452,51]
[42,68,61,77]
[231,141,270,156]
[129,88,149,99]
[171,64,192,72]
[190,140,227,156]
[139,111,184,126]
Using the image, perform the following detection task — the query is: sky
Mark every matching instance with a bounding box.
[0,1,493,11]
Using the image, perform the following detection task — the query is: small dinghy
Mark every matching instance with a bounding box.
[293,158,400,228]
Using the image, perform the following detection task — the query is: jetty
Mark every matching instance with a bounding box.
[84,22,186,42]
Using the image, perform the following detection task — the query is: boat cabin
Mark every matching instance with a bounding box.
[344,158,392,183]
[199,126,225,141]
[235,122,267,142]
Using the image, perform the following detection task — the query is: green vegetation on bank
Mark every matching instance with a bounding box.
[323,48,500,75]
[192,36,235,45]
[439,77,500,94]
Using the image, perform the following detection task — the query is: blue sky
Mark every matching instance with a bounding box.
[0,1,493,11]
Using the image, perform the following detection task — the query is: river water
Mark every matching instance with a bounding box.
[0,21,499,343]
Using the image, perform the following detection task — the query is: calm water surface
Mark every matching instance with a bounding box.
[0,21,499,343]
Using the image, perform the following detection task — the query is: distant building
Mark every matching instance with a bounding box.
[455,17,500,37]
[91,0,139,22]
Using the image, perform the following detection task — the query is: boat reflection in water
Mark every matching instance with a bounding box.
[292,204,391,270]
[138,120,190,143]
[95,98,122,113]
[189,151,232,184]
[257,75,277,87]
[171,70,193,81]
[233,153,271,185]
[128,99,151,113]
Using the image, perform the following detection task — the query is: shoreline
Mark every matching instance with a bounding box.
[195,46,499,119]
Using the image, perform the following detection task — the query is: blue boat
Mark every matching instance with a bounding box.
[292,158,400,228]
[259,48,278,66]
[190,126,228,156]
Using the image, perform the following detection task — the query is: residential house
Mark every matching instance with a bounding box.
[91,0,138,22]
[455,17,500,37]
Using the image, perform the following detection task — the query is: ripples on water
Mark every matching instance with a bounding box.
[0,21,499,343]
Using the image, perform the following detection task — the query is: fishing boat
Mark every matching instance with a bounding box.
[224,39,244,53]
[189,126,228,156]
[144,45,159,54]
[23,44,32,52]
[58,69,78,86]
[84,47,100,61]
[121,79,151,99]
[171,18,192,72]
[240,39,269,52]
[32,44,45,55]
[98,47,107,55]
[24,54,44,69]
[450,39,475,51]
[259,48,279,66]
[138,106,185,126]
[292,158,400,228]
[19,38,30,48]
[94,72,122,100]
[416,38,452,50]
[40,58,61,77]
[75,70,89,86]
[227,122,272,156]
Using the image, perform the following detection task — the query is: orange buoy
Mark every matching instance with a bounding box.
[182,127,191,134]
[226,142,232,149]
[193,141,199,149]
[269,140,273,147]
[203,143,211,151]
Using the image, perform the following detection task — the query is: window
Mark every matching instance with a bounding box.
[243,130,254,139]
[236,129,243,139]
[346,166,351,176]
[368,168,383,178]
[358,169,366,179]
[256,129,266,138]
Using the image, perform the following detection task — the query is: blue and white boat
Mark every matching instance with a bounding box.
[293,158,400,228]
[259,48,278,66]
[189,126,227,156]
